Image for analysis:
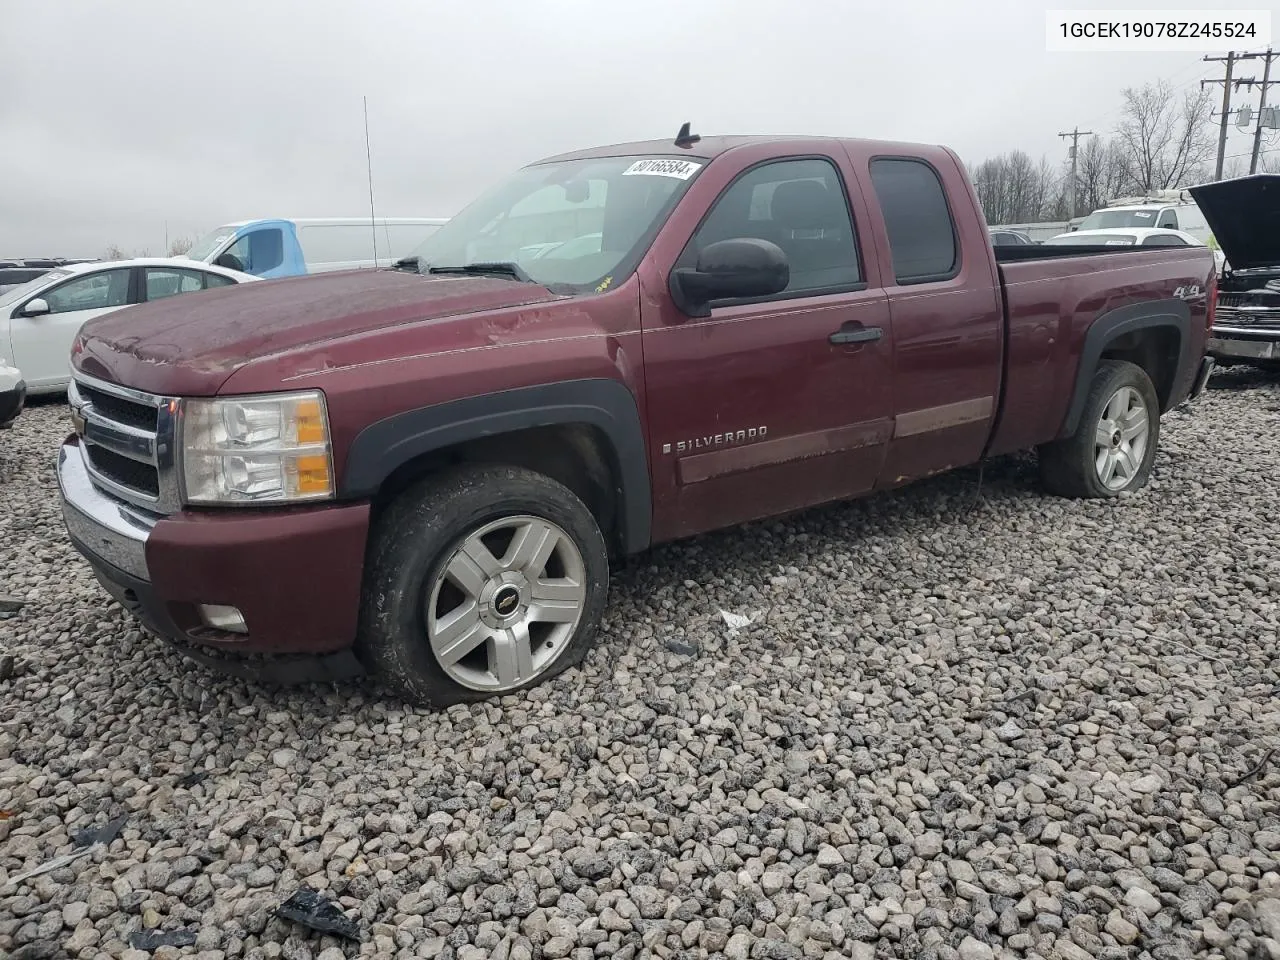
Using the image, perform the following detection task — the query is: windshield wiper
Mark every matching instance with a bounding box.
[392,255,422,272]
[427,261,532,282]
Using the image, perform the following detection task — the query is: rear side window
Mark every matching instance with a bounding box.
[1142,233,1187,246]
[144,267,204,301]
[869,158,958,284]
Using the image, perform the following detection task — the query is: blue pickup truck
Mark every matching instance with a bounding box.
[183,217,448,278]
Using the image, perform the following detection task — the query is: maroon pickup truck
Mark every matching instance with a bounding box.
[58,129,1217,706]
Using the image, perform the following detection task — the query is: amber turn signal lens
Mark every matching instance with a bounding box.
[295,398,326,445]
[292,455,332,496]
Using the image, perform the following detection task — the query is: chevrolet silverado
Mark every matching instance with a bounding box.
[58,128,1217,706]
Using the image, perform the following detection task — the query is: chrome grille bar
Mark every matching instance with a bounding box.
[68,373,182,513]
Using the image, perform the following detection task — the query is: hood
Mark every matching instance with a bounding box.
[1187,175,1280,271]
[74,268,565,395]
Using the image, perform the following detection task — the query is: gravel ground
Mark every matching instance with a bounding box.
[2,368,1280,960]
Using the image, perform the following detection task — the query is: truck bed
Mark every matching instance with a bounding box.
[988,245,1215,457]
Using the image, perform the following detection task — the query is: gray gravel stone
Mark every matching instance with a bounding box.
[4,376,1280,957]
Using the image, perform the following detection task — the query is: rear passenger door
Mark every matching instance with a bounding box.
[639,149,894,542]
[858,154,1003,488]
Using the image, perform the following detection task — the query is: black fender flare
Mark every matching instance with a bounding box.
[342,379,652,554]
[1058,297,1193,439]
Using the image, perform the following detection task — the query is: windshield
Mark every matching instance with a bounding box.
[185,225,239,262]
[0,269,70,309]
[1045,233,1137,246]
[406,155,705,291]
[1078,209,1161,230]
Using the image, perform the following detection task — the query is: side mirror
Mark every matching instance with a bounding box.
[20,298,50,318]
[669,238,789,318]
[215,252,245,272]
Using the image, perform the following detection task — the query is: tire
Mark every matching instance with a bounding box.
[357,464,610,707]
[1038,359,1160,499]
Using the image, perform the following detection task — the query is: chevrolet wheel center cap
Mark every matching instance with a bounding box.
[494,587,520,616]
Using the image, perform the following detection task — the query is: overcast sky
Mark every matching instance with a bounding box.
[0,0,1264,258]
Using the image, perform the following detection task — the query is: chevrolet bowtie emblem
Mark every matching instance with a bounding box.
[71,407,86,436]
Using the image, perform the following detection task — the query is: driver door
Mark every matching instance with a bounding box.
[639,150,894,542]
[9,268,135,388]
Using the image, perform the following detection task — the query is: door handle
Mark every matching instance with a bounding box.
[829,324,882,346]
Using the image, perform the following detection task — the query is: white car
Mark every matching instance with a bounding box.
[0,258,259,394]
[1043,227,1226,271]
[0,358,23,429]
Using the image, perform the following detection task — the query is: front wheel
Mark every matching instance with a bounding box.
[358,465,610,707]
[1038,359,1160,498]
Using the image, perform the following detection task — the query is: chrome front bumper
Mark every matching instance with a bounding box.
[57,441,160,582]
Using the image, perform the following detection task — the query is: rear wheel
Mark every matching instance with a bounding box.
[358,465,610,707]
[1038,360,1160,498]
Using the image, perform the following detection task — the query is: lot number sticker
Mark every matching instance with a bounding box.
[622,158,702,180]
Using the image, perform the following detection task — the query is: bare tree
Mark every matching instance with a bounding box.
[167,235,193,257]
[1113,80,1215,193]
[103,244,126,260]
[1074,136,1129,212]
[969,150,1063,224]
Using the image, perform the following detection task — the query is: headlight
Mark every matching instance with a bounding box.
[182,390,334,504]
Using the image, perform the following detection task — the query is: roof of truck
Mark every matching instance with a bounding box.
[537,134,940,165]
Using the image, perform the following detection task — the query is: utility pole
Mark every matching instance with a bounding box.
[1249,47,1276,174]
[1203,52,1236,179]
[1058,127,1093,218]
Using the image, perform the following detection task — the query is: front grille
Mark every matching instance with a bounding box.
[1217,290,1280,328]
[77,383,157,430]
[86,446,161,496]
[69,374,178,512]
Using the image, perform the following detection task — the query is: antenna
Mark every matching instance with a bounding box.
[364,96,379,268]
[674,121,701,148]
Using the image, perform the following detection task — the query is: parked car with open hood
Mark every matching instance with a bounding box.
[1188,174,1280,369]
[0,257,258,394]
[57,127,1215,706]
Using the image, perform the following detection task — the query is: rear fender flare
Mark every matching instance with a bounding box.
[1058,298,1191,439]
[342,378,652,553]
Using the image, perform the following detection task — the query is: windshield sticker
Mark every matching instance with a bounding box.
[1133,211,1154,219]
[622,158,702,180]
[595,275,613,293]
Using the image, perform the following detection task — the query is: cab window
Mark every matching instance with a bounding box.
[223,228,284,274]
[679,157,862,296]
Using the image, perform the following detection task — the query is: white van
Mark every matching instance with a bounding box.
[1075,189,1213,246]
[183,217,449,278]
